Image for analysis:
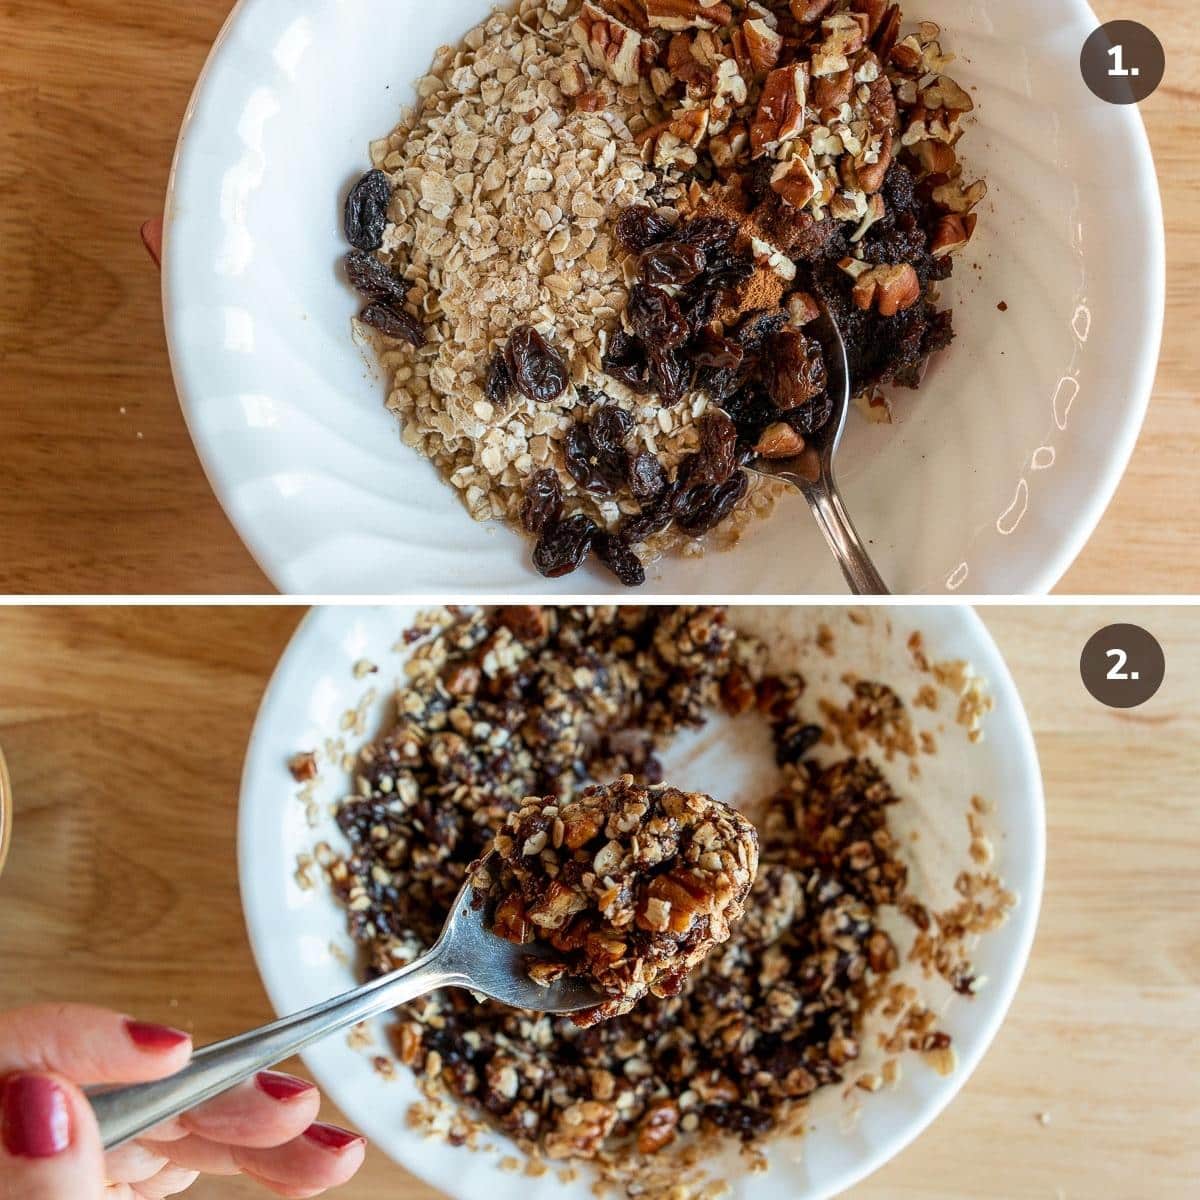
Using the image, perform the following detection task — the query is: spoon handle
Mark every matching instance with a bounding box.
[803,479,890,595]
[90,944,457,1151]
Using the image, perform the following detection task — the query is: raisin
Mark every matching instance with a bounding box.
[505,325,568,403]
[345,250,409,303]
[615,205,674,254]
[344,169,392,251]
[361,302,426,347]
[532,514,598,579]
[639,241,706,288]
[692,331,744,371]
[521,469,563,535]
[590,405,633,456]
[675,469,748,536]
[628,285,688,349]
[602,329,650,393]
[679,215,739,254]
[782,393,835,435]
[765,330,828,410]
[594,533,646,588]
[736,308,789,351]
[484,352,514,409]
[723,386,778,446]
[619,494,675,544]
[693,409,738,486]
[628,451,667,502]
[565,424,618,495]
[704,246,756,293]
[775,724,823,765]
[647,347,691,404]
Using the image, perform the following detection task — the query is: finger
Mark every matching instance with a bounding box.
[141,218,164,267]
[140,1133,238,1176]
[0,1071,105,1200]
[179,1072,319,1150]
[0,1005,192,1085]
[103,1139,170,1184]
[132,1164,200,1198]
[233,1123,366,1194]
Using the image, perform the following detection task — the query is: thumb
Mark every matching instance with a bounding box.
[0,1071,105,1200]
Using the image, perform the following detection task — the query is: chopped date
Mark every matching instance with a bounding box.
[484,351,513,409]
[532,513,598,579]
[675,469,749,536]
[601,329,650,393]
[520,469,563,535]
[765,329,828,410]
[593,533,646,588]
[628,285,688,349]
[693,409,739,486]
[638,241,706,288]
[504,325,568,403]
[628,451,667,502]
[360,301,426,347]
[345,250,409,304]
[615,204,674,254]
[344,169,392,252]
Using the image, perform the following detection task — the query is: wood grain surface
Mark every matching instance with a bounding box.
[0,605,1196,1199]
[0,2,1196,595]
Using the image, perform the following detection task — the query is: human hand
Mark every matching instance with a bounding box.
[0,1004,367,1198]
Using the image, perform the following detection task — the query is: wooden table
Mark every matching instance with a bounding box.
[0,606,1196,1198]
[0,2,1196,595]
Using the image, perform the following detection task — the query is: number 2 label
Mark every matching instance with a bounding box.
[1106,648,1138,681]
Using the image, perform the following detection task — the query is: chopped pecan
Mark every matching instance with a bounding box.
[852,263,921,316]
[288,752,318,782]
[770,155,819,209]
[572,1,645,87]
[812,12,867,76]
[636,1098,680,1153]
[544,1101,617,1160]
[790,0,835,20]
[931,176,987,214]
[751,63,809,157]
[854,128,894,194]
[930,212,978,257]
[742,18,782,77]
[755,422,806,459]
[646,0,732,32]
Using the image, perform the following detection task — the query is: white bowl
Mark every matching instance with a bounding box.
[165,0,1163,596]
[238,605,1044,1199]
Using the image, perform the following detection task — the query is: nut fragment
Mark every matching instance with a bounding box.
[572,1,645,87]
[636,1098,681,1153]
[646,0,732,31]
[755,422,806,459]
[930,212,978,258]
[751,63,809,157]
[852,263,921,316]
[288,752,319,782]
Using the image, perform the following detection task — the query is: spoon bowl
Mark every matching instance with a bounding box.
[748,307,890,595]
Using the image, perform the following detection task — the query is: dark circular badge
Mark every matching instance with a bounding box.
[1080,21,1165,104]
[1080,624,1165,709]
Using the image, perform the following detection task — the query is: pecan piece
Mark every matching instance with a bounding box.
[930,212,978,258]
[755,422,806,459]
[637,1098,681,1154]
[742,18,783,77]
[572,1,645,87]
[852,263,921,316]
[646,0,732,32]
[751,63,809,158]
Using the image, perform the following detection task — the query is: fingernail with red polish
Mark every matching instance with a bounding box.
[304,1122,365,1151]
[1,1074,72,1158]
[125,1020,191,1052]
[256,1072,316,1103]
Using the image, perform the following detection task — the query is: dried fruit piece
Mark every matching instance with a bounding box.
[521,469,564,535]
[566,424,620,495]
[505,325,568,402]
[361,302,426,348]
[345,250,409,304]
[628,451,668,502]
[647,347,691,404]
[679,215,740,254]
[675,469,749,536]
[594,533,646,587]
[532,513,599,578]
[693,409,739,485]
[344,169,392,251]
[628,285,689,348]
[602,329,650,392]
[615,205,674,253]
[619,494,675,544]
[639,241,706,288]
[764,330,827,409]
[484,352,513,409]
[590,405,634,459]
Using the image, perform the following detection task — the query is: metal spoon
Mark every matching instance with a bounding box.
[0,743,12,879]
[90,868,599,1151]
[748,307,890,595]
